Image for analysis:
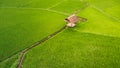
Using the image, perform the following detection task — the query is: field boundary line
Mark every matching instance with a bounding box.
[17,26,67,68]
[47,0,66,10]
[74,28,120,38]
[91,4,120,23]
[79,0,120,23]
[0,7,70,16]
[0,53,19,64]
[74,3,90,14]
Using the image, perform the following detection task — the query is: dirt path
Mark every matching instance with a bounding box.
[17,26,67,68]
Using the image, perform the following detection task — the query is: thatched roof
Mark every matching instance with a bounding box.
[65,14,79,24]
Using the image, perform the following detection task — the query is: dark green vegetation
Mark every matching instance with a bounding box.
[23,29,120,68]
[0,54,19,68]
[0,8,65,61]
[0,0,120,68]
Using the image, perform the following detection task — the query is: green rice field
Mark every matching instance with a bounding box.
[0,0,120,68]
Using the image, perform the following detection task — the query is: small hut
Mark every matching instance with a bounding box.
[65,14,80,27]
[65,14,87,27]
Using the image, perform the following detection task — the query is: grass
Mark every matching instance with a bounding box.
[0,0,86,62]
[0,0,61,8]
[76,6,120,37]
[22,28,120,68]
[0,8,66,62]
[87,0,120,20]
[0,54,19,68]
[0,0,120,68]
[51,0,87,14]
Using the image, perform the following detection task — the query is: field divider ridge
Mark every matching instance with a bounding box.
[17,26,67,68]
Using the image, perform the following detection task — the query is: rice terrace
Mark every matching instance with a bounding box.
[0,0,120,68]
